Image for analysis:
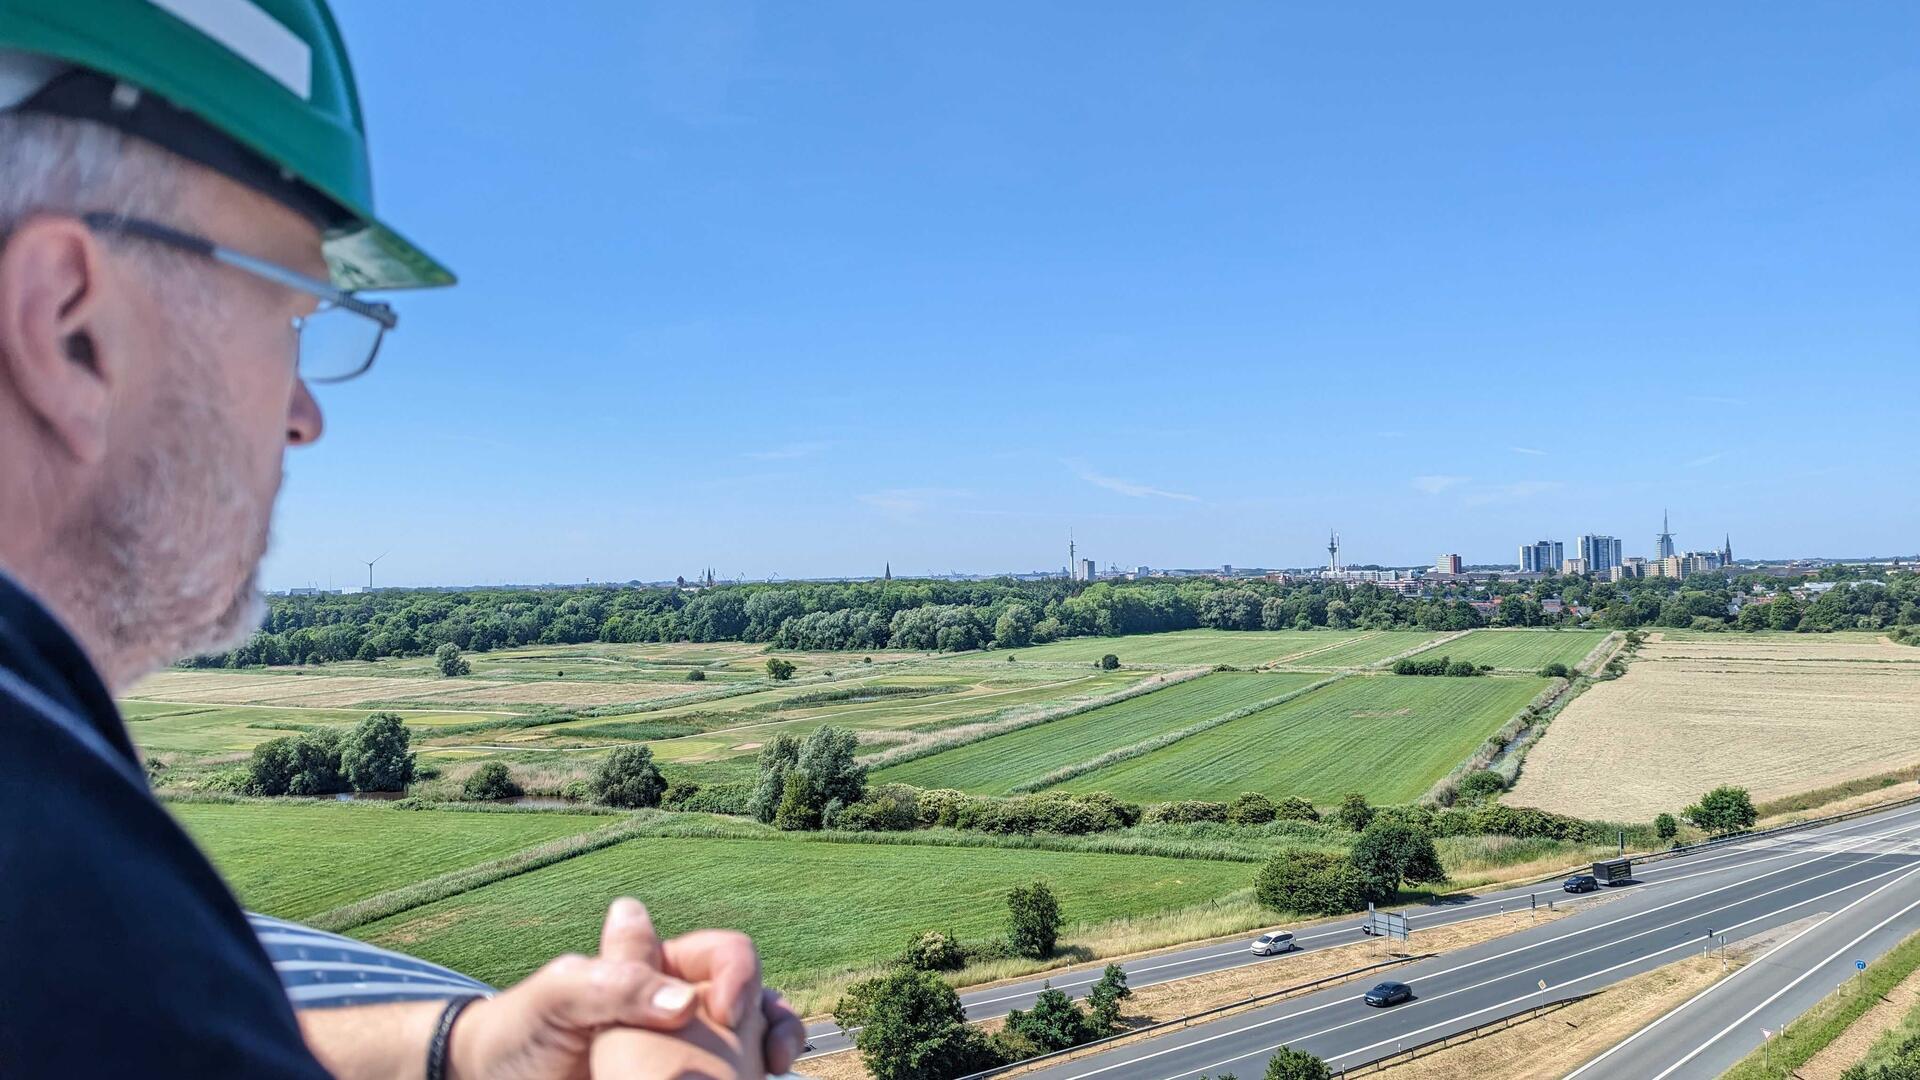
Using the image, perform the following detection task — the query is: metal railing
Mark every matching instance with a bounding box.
[950,952,1435,1080]
[1331,991,1602,1076]
[1647,791,1920,865]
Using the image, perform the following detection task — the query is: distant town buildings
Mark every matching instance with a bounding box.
[1562,557,1588,575]
[1435,553,1462,575]
[1519,539,1564,574]
[1073,557,1096,582]
[1578,534,1623,575]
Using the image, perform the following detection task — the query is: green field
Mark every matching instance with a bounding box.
[126,702,513,756]
[987,629,1363,668]
[1270,630,1451,669]
[1429,630,1608,672]
[873,672,1326,794]
[172,802,607,919]
[352,834,1251,990]
[1055,675,1549,804]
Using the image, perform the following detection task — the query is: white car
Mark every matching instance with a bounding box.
[1249,931,1296,955]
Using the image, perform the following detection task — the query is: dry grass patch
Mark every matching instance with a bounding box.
[1798,964,1920,1080]
[1509,640,1920,821]
[423,680,695,707]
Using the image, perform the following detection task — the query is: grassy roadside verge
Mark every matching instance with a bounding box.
[1718,928,1920,1080]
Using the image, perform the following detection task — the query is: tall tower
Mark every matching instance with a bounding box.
[883,562,892,582]
[1656,510,1676,561]
[1721,534,1732,564]
[1068,530,1077,581]
[1327,530,1341,573]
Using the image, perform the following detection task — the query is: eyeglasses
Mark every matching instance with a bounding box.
[80,211,397,383]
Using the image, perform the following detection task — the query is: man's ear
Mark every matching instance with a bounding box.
[0,215,116,464]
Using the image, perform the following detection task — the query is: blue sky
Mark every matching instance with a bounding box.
[265,2,1920,589]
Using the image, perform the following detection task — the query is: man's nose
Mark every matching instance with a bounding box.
[287,378,324,445]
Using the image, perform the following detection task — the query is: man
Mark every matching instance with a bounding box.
[0,1,803,1075]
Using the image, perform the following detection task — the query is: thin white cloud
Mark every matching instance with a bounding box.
[1510,446,1549,457]
[1068,462,1198,502]
[1684,452,1726,469]
[1412,475,1469,496]
[858,487,970,513]
[743,441,831,461]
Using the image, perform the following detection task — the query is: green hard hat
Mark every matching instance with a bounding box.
[0,0,452,290]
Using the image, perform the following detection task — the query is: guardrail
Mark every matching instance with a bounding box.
[1646,791,1920,866]
[1331,991,1602,1076]
[950,952,1435,1080]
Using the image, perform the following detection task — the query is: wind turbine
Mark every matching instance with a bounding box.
[364,550,389,591]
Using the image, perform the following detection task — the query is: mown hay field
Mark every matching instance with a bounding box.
[1054,674,1549,805]
[351,834,1252,991]
[988,628,1366,668]
[126,701,510,756]
[873,671,1326,794]
[172,802,606,920]
[1508,634,1920,821]
[1433,629,1609,672]
[1278,630,1453,669]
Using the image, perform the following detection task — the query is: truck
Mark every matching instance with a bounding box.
[1591,858,1632,886]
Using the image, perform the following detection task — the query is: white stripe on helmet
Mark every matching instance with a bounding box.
[148,0,312,100]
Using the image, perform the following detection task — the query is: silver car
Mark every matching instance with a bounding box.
[1249,931,1296,955]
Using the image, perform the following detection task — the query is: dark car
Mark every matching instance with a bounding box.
[1564,874,1600,893]
[1363,981,1413,1007]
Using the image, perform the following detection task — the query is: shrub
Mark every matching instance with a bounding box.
[245,730,345,796]
[1455,770,1506,801]
[1007,881,1062,959]
[677,781,752,815]
[560,779,592,802]
[1446,659,1481,677]
[1655,812,1679,842]
[1099,653,1120,670]
[1539,662,1572,678]
[1227,792,1279,825]
[1086,963,1132,1031]
[774,772,820,831]
[592,745,667,809]
[661,779,702,808]
[765,657,797,681]
[833,785,920,832]
[1350,820,1447,903]
[463,761,520,800]
[1002,985,1091,1053]
[1265,1047,1332,1080]
[834,970,999,1080]
[900,930,965,972]
[434,642,470,677]
[686,669,706,682]
[1685,785,1757,835]
[1274,796,1320,822]
[915,788,969,828]
[1254,850,1364,915]
[1334,793,1374,831]
[1143,800,1230,825]
[339,713,414,792]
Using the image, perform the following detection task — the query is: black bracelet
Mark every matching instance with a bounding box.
[425,994,484,1080]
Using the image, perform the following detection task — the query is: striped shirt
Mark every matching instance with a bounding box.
[249,913,493,1008]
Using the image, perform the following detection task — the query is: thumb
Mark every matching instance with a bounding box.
[601,897,664,967]
[517,953,698,1034]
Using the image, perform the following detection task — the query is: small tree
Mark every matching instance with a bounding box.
[1255,850,1364,915]
[1002,985,1090,1053]
[1086,963,1132,1031]
[1349,820,1448,904]
[434,642,470,677]
[748,734,802,823]
[1228,792,1279,825]
[464,761,520,800]
[1455,770,1506,802]
[1274,796,1320,822]
[1539,662,1571,678]
[339,712,414,792]
[1099,653,1120,670]
[774,771,820,831]
[592,745,667,808]
[686,668,706,682]
[1335,793,1374,831]
[766,657,797,681]
[1685,786,1757,835]
[900,930,965,972]
[246,730,345,796]
[1655,812,1680,842]
[835,970,997,1080]
[1264,1047,1332,1080]
[1007,881,1062,959]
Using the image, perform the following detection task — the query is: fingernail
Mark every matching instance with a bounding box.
[652,980,695,1013]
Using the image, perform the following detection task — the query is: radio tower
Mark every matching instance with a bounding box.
[1327,530,1341,574]
[1068,529,1076,581]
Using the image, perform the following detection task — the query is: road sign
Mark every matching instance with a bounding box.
[1537,978,1548,991]
[1363,904,1410,942]
[1857,960,1868,971]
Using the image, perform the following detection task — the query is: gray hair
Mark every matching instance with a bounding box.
[0,111,182,228]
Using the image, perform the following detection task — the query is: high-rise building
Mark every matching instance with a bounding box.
[1075,558,1096,582]
[1519,539,1564,574]
[1562,557,1589,575]
[1577,535,1623,575]
[1656,510,1677,561]
[1435,554,1462,575]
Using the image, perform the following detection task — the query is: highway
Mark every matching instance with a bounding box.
[800,800,1920,1074]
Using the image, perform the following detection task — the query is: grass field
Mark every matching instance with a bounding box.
[172,802,606,920]
[987,629,1363,668]
[1509,633,1920,821]
[1433,630,1609,672]
[873,672,1327,794]
[1054,675,1549,805]
[126,701,516,756]
[351,834,1252,991]
[1274,630,1453,669]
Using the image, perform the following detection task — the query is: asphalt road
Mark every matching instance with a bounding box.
[801,799,1920,1072]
